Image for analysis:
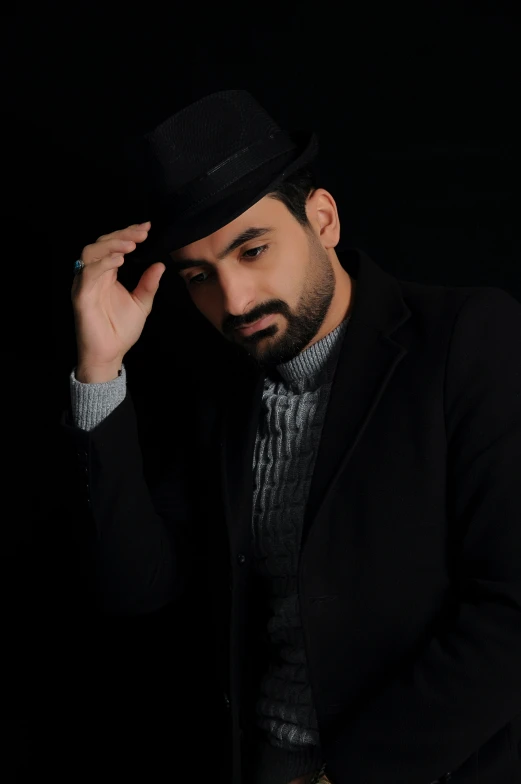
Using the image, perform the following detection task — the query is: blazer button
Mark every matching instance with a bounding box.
[224,692,230,709]
[237,554,246,565]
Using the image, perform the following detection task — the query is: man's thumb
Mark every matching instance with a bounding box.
[132,262,167,314]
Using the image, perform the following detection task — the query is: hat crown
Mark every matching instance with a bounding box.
[120,89,318,262]
[142,89,282,193]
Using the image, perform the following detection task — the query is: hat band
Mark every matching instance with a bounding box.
[154,130,297,220]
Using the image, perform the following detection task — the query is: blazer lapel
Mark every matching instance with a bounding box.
[301,249,412,549]
[220,356,266,558]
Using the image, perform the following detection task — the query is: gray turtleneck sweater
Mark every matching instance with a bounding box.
[69,314,350,784]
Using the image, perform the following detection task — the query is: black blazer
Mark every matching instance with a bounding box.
[60,248,521,784]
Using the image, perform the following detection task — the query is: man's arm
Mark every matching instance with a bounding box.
[324,288,521,783]
[59,363,194,615]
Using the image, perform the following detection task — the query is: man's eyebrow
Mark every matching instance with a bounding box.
[171,226,275,271]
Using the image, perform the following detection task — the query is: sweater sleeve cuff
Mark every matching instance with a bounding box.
[69,362,127,432]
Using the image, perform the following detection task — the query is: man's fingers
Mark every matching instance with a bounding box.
[82,238,137,265]
[96,221,151,243]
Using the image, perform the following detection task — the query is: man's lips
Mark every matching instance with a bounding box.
[235,314,276,335]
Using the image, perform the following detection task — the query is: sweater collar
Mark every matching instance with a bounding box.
[274,315,350,390]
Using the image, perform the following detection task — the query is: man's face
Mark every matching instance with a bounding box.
[169,188,351,370]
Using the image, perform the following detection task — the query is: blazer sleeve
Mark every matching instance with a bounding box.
[324,287,521,783]
[59,383,197,616]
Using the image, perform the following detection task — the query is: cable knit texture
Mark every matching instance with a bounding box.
[69,314,350,783]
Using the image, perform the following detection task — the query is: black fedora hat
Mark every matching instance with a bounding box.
[121,89,319,266]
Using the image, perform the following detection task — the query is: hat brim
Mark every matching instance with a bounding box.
[129,130,318,266]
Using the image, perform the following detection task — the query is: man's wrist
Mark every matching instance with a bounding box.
[75,362,123,384]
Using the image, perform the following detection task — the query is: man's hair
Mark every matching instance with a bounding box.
[266,166,317,228]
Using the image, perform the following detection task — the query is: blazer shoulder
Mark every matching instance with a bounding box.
[450,285,521,334]
[398,277,520,324]
[444,284,521,407]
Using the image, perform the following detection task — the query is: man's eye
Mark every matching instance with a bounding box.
[242,244,269,259]
[187,245,269,286]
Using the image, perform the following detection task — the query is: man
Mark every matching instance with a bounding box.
[61,89,521,783]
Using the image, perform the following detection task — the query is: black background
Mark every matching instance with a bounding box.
[2,1,519,780]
